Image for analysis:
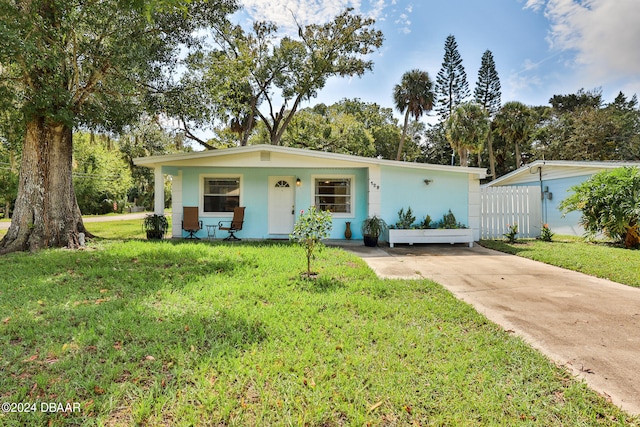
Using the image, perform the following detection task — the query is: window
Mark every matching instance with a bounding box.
[203,177,240,213]
[315,178,352,214]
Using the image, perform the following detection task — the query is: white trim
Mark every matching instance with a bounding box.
[484,160,640,187]
[311,174,356,219]
[468,174,481,241]
[134,144,487,178]
[198,173,243,217]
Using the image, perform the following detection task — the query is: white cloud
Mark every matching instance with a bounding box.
[523,0,546,12]
[238,0,388,34]
[391,3,413,34]
[532,0,640,87]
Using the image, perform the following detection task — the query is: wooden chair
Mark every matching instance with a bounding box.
[218,207,245,240]
[182,206,202,239]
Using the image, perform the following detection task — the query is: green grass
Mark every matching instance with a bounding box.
[1,233,637,425]
[85,218,160,240]
[481,236,640,288]
[0,218,169,240]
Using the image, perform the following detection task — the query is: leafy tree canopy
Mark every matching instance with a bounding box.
[0,0,238,253]
[393,69,434,160]
[248,98,408,159]
[533,90,640,162]
[73,133,132,215]
[445,102,489,166]
[175,8,384,148]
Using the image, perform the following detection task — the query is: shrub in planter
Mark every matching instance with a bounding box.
[388,209,472,248]
[419,215,432,229]
[395,207,416,229]
[433,209,467,229]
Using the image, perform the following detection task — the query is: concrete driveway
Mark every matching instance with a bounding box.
[343,243,640,416]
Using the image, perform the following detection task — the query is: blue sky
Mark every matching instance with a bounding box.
[234,0,640,121]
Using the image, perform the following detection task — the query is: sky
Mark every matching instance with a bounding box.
[232,0,640,121]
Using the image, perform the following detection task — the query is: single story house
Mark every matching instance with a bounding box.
[483,160,640,236]
[133,144,487,241]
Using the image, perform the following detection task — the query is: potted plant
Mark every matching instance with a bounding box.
[361,215,387,247]
[143,214,169,240]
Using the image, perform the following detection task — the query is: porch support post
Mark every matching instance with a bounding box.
[154,167,164,215]
[368,165,382,217]
[468,174,481,242]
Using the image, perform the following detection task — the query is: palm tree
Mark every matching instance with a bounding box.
[393,69,434,160]
[445,102,490,166]
[494,101,534,169]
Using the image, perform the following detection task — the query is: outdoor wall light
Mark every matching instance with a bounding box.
[296,178,301,187]
[423,179,433,186]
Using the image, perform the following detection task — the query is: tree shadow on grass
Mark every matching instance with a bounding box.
[478,240,535,256]
[1,299,267,425]
[0,239,251,307]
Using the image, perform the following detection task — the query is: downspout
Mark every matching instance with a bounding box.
[537,162,546,225]
[529,162,546,228]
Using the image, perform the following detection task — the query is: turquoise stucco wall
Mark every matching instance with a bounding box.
[165,166,368,239]
[379,165,469,229]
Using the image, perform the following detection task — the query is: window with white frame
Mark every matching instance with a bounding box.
[314,177,352,214]
[203,177,240,213]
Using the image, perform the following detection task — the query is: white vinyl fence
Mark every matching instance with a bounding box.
[480,186,542,239]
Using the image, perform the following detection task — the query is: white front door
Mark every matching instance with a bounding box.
[268,176,295,235]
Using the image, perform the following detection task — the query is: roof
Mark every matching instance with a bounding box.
[484,160,640,187]
[134,144,488,178]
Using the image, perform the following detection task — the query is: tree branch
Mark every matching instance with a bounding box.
[179,117,216,150]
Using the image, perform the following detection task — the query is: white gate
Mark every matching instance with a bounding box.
[480,186,542,239]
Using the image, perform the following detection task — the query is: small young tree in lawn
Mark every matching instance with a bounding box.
[290,207,333,278]
[560,167,640,248]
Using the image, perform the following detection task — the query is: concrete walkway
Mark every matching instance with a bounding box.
[343,243,640,416]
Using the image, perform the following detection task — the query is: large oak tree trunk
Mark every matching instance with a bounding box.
[0,118,88,254]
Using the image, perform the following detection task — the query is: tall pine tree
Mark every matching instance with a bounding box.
[435,35,470,121]
[474,50,501,117]
[474,49,501,176]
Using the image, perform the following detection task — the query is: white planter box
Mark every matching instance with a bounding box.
[388,228,474,248]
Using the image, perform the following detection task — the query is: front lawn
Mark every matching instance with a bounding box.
[1,236,637,425]
[480,236,640,288]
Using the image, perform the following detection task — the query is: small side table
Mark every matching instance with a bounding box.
[205,224,217,240]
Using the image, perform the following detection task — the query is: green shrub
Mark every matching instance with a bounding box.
[560,167,640,248]
[539,224,554,242]
[504,224,518,243]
